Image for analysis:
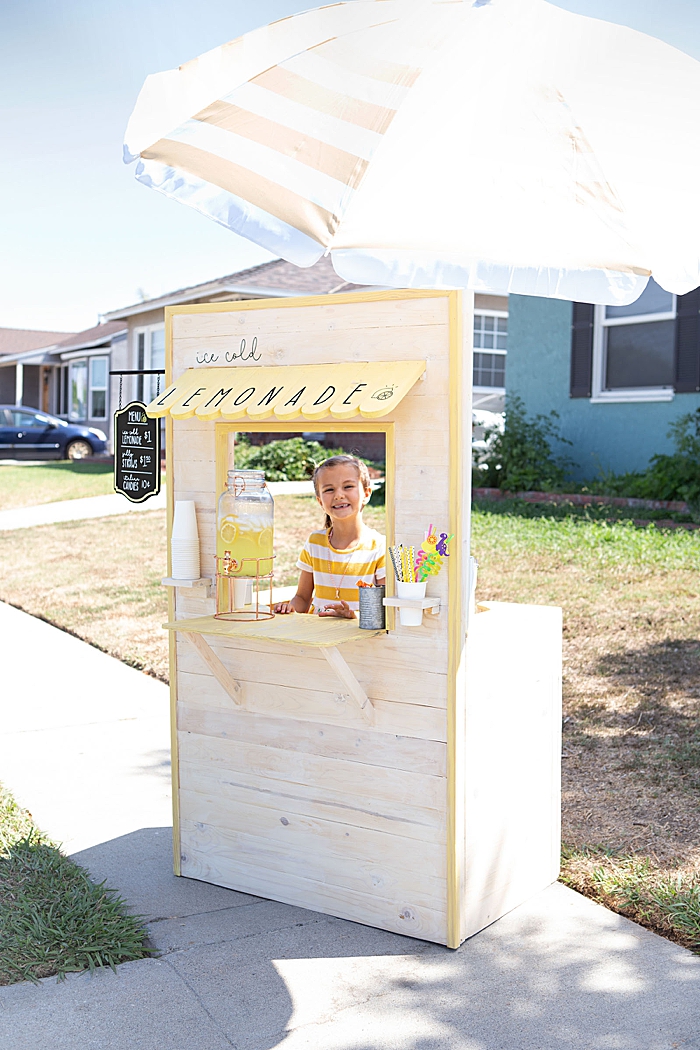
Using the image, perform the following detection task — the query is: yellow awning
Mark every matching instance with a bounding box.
[145,360,426,422]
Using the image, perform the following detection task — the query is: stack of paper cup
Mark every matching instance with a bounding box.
[171,500,200,580]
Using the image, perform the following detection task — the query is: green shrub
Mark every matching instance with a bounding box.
[234,436,330,481]
[474,395,575,492]
[233,436,387,485]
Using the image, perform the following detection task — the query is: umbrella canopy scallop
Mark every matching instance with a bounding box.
[124,0,700,305]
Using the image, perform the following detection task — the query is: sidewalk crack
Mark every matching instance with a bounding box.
[147,899,264,924]
[155,914,328,956]
[163,957,237,1048]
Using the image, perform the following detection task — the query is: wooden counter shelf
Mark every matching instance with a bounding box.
[164,613,383,725]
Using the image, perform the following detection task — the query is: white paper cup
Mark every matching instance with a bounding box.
[171,547,201,580]
[396,580,426,626]
[233,579,251,609]
[171,501,200,579]
[172,500,198,541]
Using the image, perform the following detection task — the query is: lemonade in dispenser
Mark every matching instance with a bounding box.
[217,469,274,579]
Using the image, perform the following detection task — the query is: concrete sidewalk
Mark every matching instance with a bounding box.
[0,490,167,531]
[1,600,699,1049]
[0,600,171,853]
[0,481,312,531]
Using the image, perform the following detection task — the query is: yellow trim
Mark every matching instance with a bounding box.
[164,309,181,877]
[164,287,453,321]
[215,419,395,631]
[446,289,464,948]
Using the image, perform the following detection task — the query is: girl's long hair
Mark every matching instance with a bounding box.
[312,455,372,530]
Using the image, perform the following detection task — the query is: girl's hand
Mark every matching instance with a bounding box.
[319,600,355,619]
[273,600,295,614]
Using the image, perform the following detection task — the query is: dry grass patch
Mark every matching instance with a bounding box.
[0,510,170,678]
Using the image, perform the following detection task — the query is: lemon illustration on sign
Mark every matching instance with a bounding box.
[220,518,238,544]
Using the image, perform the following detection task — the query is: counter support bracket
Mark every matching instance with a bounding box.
[181,631,243,707]
[321,646,374,725]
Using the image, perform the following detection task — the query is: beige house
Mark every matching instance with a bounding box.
[0,327,76,409]
[0,323,127,450]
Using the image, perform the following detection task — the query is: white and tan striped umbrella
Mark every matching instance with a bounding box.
[124,0,700,305]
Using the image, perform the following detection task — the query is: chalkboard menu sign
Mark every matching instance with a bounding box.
[113,402,161,503]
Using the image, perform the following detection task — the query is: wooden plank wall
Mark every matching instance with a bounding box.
[170,294,453,943]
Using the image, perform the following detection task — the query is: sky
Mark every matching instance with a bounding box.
[2,0,700,334]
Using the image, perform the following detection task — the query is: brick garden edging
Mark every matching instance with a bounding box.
[472,488,700,531]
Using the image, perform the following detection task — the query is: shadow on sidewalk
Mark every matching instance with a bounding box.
[67,826,700,1050]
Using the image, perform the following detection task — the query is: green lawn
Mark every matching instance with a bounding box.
[0,462,116,511]
[0,784,150,985]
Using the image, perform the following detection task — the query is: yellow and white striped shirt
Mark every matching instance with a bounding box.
[298,527,386,614]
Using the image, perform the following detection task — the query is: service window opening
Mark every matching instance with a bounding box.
[220,428,388,601]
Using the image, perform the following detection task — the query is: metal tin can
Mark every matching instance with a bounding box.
[358,585,386,630]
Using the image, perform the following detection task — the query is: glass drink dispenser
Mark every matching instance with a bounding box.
[217,469,274,578]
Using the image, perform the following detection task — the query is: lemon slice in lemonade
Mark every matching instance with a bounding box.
[220,519,238,544]
[258,527,273,552]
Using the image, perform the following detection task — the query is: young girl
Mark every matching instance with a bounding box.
[274,455,385,618]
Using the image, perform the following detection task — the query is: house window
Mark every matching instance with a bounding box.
[473,312,507,390]
[592,279,676,403]
[134,325,165,404]
[69,360,88,420]
[89,357,108,419]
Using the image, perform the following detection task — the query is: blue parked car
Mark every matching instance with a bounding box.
[0,406,108,460]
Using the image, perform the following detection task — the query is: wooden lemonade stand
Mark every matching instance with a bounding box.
[146,288,561,949]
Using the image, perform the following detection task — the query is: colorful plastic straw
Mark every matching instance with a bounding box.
[388,545,401,582]
[413,526,452,581]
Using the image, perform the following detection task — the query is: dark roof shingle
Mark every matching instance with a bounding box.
[55,321,126,353]
[105,256,370,319]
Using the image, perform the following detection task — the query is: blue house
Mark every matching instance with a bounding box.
[506,280,700,481]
